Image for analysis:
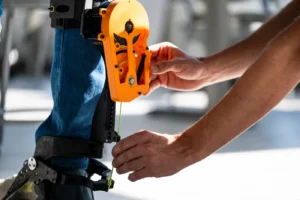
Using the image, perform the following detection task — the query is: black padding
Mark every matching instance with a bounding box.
[34,136,104,160]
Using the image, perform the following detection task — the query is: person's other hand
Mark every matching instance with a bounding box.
[148,42,207,94]
[112,130,191,182]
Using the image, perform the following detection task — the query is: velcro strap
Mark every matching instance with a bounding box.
[34,136,104,160]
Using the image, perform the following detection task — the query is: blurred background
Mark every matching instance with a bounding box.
[1,0,300,199]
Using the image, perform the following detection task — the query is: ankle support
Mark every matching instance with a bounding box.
[3,81,119,199]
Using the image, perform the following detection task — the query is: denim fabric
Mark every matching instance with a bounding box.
[35,28,106,169]
[0,1,104,199]
[0,0,107,170]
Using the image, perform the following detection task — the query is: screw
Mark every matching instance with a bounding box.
[146,47,149,50]
[125,20,134,34]
[48,6,55,12]
[119,69,123,73]
[115,65,119,68]
[102,10,106,14]
[129,77,135,86]
[138,92,142,95]
[100,35,104,39]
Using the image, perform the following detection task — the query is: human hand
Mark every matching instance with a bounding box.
[148,42,207,94]
[112,130,192,182]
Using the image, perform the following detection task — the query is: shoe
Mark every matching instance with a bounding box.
[0,170,94,200]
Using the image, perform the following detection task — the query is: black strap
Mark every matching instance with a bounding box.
[2,157,114,199]
[60,174,112,191]
[34,136,104,160]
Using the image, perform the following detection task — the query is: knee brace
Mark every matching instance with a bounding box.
[3,0,151,199]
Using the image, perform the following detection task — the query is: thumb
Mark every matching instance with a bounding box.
[150,60,185,75]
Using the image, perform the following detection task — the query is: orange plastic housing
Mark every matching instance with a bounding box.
[98,0,151,102]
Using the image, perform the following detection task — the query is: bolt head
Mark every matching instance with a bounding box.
[129,77,135,86]
[28,157,37,171]
[125,20,134,34]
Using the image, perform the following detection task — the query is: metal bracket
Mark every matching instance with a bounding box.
[49,0,86,29]
[3,156,114,200]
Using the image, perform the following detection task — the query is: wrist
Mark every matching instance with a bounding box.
[172,118,222,167]
[170,132,200,169]
[195,55,220,87]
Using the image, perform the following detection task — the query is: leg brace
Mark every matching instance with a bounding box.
[3,0,151,199]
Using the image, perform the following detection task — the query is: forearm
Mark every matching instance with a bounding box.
[201,0,300,86]
[178,16,300,166]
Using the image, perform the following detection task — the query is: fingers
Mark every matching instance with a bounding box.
[149,42,177,59]
[112,130,151,157]
[128,167,151,182]
[145,75,160,95]
[116,157,145,175]
[113,145,145,168]
[148,79,161,94]
[150,74,157,82]
[149,42,171,58]
[149,43,163,58]
[151,60,185,75]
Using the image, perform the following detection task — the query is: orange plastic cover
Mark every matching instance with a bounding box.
[98,0,151,102]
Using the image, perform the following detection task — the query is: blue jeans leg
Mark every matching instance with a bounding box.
[35,28,106,170]
[0,2,103,170]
